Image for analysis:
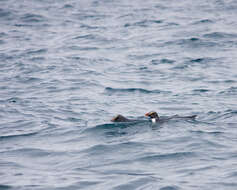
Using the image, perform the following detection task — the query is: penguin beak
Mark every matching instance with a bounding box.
[145,112,150,117]
[111,116,116,122]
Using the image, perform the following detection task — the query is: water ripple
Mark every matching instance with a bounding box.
[105,87,171,95]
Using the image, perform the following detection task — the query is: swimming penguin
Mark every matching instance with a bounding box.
[145,111,160,123]
[111,111,197,123]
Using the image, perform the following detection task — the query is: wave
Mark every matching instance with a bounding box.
[137,151,195,162]
[105,87,170,94]
[0,132,38,141]
[124,19,163,27]
[20,13,47,23]
[219,87,237,95]
[203,32,237,39]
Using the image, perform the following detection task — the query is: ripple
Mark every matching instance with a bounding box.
[104,87,171,95]
[193,19,214,24]
[192,89,210,93]
[20,13,47,23]
[151,59,175,65]
[124,19,163,27]
[219,87,237,95]
[160,186,179,190]
[0,8,14,20]
[137,152,195,162]
[203,32,237,39]
[0,132,38,141]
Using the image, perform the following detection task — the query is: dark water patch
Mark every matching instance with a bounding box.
[6,97,21,103]
[0,8,14,21]
[73,12,108,21]
[124,19,163,27]
[160,58,175,64]
[151,59,175,65]
[67,45,99,51]
[105,87,170,95]
[168,37,218,49]
[0,32,7,37]
[219,87,237,95]
[192,89,210,93]
[80,23,101,30]
[0,185,12,190]
[25,48,48,55]
[138,152,195,162]
[73,34,96,40]
[171,63,189,70]
[160,186,179,190]
[62,4,74,9]
[189,57,217,63]
[20,13,47,23]
[189,130,224,136]
[227,171,237,179]
[193,19,214,24]
[0,132,38,141]
[203,32,237,39]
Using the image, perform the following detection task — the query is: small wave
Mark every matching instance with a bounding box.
[138,152,195,162]
[25,48,48,55]
[160,186,179,190]
[62,4,73,9]
[20,13,46,23]
[68,45,99,51]
[192,89,210,93]
[151,59,175,65]
[169,38,218,48]
[203,32,237,39]
[124,19,163,27]
[189,57,216,63]
[0,8,14,20]
[6,97,21,103]
[0,132,38,141]
[189,130,224,136]
[219,87,237,95]
[73,34,96,40]
[105,87,170,94]
[193,19,214,25]
[199,109,237,122]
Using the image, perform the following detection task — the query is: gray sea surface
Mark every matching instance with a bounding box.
[0,0,237,189]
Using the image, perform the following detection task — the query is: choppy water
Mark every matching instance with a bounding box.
[1,0,237,189]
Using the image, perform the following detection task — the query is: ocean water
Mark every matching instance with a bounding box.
[0,0,237,189]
